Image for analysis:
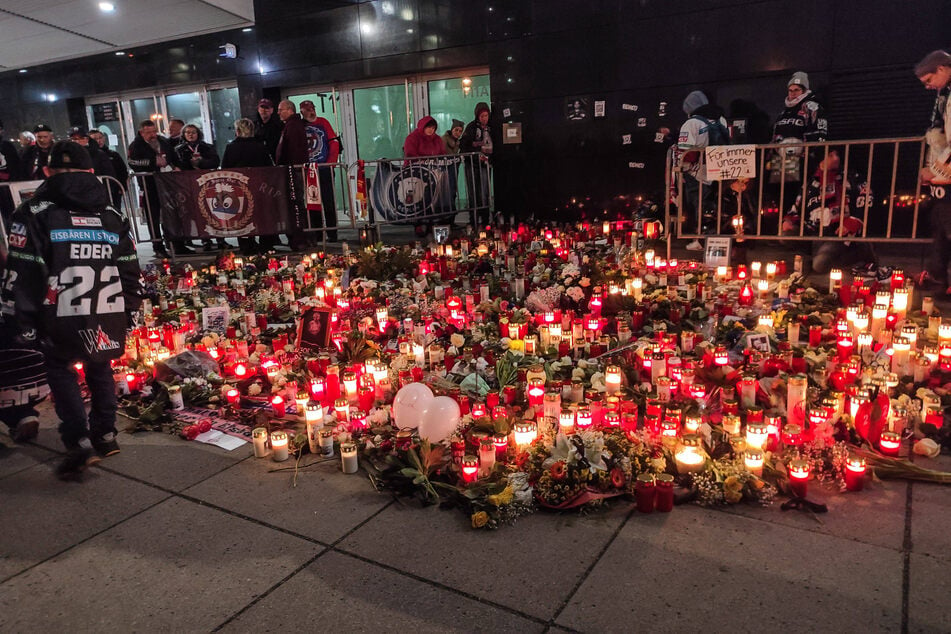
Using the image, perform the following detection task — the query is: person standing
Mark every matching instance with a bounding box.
[677,90,730,250]
[17,131,34,160]
[221,118,273,255]
[914,50,951,294]
[769,71,828,199]
[460,102,494,226]
[176,124,224,251]
[300,99,342,242]
[68,126,116,181]
[21,124,55,181]
[89,128,129,207]
[254,99,283,162]
[275,100,309,250]
[442,119,464,155]
[167,118,185,147]
[403,116,447,158]
[127,120,189,256]
[4,141,142,479]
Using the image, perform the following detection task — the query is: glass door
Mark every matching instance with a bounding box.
[86,100,127,162]
[352,81,414,161]
[207,87,241,159]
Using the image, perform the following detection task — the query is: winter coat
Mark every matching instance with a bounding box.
[175,139,220,170]
[2,171,142,362]
[275,114,308,166]
[403,116,447,158]
[0,139,21,182]
[772,92,828,143]
[221,137,274,168]
[442,130,461,154]
[127,134,182,172]
[255,114,283,161]
[20,145,52,181]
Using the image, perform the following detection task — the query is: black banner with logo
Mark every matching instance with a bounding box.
[369,158,459,222]
[154,167,294,239]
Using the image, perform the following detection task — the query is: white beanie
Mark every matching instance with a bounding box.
[788,71,810,90]
[682,90,709,115]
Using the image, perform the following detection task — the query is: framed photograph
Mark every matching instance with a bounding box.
[297,306,334,350]
[565,97,589,121]
[746,332,772,353]
[6,180,43,207]
[704,237,732,269]
[433,225,450,244]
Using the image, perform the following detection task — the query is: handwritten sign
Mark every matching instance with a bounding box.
[705,144,756,181]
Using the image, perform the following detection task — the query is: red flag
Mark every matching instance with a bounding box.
[305,164,322,211]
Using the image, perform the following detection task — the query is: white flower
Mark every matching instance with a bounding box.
[475,357,488,372]
[566,286,585,302]
[914,438,941,458]
[450,333,465,348]
[590,372,606,392]
[571,367,585,380]
[577,359,589,369]
[579,277,591,288]
[500,337,512,350]
[247,383,262,396]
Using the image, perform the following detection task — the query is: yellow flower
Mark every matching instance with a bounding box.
[488,486,514,506]
[723,475,742,492]
[471,511,489,528]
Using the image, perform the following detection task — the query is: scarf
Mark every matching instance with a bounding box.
[930,84,951,132]
[784,91,809,109]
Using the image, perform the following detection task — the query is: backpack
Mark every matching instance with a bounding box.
[691,115,730,146]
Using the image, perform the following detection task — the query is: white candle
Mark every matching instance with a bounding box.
[319,426,335,457]
[270,430,289,462]
[305,403,323,454]
[787,375,807,427]
[168,386,184,410]
[252,427,269,458]
[341,442,358,474]
[787,322,800,344]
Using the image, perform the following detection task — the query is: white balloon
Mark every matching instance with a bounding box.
[392,383,434,429]
[418,396,461,443]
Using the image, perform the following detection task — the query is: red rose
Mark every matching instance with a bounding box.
[182,425,199,440]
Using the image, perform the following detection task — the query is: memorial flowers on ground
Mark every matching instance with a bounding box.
[107,221,951,528]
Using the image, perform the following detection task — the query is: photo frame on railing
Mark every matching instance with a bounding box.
[704,237,731,269]
[433,225,450,244]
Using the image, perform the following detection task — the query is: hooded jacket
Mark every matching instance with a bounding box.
[460,103,493,161]
[3,171,142,362]
[403,116,447,158]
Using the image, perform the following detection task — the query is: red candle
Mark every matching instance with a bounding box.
[635,474,656,513]
[837,334,854,362]
[486,392,500,409]
[460,455,479,484]
[809,325,822,347]
[226,388,240,406]
[844,455,866,492]
[879,431,901,456]
[788,459,810,497]
[271,395,286,418]
[358,385,375,412]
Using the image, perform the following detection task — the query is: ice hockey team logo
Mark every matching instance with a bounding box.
[370,161,444,221]
[196,171,255,236]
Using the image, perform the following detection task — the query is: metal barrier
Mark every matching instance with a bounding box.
[664,137,931,259]
[347,152,493,236]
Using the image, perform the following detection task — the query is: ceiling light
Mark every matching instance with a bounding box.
[242,27,252,32]
[46,93,57,102]
[99,2,115,12]
[115,51,125,55]
[18,69,27,73]
[360,22,375,36]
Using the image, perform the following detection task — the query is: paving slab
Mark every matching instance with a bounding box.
[0,462,169,582]
[339,502,631,621]
[184,453,392,544]
[219,550,545,633]
[910,479,951,564]
[0,497,323,633]
[907,553,951,633]
[556,505,903,633]
[719,478,908,551]
[0,442,58,479]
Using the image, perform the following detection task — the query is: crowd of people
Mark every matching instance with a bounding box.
[1,53,951,479]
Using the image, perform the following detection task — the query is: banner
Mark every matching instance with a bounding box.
[369,158,459,222]
[154,167,294,239]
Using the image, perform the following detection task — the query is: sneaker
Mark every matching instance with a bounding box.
[685,240,703,251]
[12,416,39,442]
[56,446,101,481]
[92,432,120,458]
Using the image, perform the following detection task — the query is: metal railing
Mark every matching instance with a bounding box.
[348,152,493,232]
[664,137,930,258]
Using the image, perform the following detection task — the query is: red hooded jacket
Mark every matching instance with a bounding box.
[403,116,447,158]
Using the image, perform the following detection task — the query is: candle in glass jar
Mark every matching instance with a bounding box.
[879,431,901,456]
[270,430,289,462]
[635,473,656,513]
[252,427,269,458]
[341,442,358,474]
[479,438,496,476]
[305,402,323,453]
[744,449,764,476]
[844,454,866,491]
[674,435,704,473]
[168,385,184,410]
[605,365,622,395]
[319,426,335,457]
[786,374,807,427]
[559,409,575,435]
[746,422,768,450]
[788,459,810,497]
[461,455,479,484]
[655,473,674,512]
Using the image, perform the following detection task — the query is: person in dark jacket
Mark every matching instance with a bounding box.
[276,100,309,250]
[404,116,447,158]
[460,102,494,226]
[176,124,225,251]
[221,118,273,255]
[254,99,283,162]
[68,126,116,181]
[442,119,464,155]
[127,119,189,256]
[3,141,142,480]
[89,128,129,208]
[21,124,55,181]
[769,71,828,196]
[0,118,22,183]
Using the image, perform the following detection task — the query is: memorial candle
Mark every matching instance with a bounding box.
[270,395,286,418]
[461,455,479,484]
[270,431,289,462]
[879,431,901,456]
[829,268,843,294]
[844,454,866,491]
[745,449,764,476]
[788,459,810,497]
[605,365,622,396]
[341,442,358,474]
[252,427,269,458]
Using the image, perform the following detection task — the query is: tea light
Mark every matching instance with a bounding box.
[746,422,768,450]
[844,454,866,491]
[252,427,269,458]
[879,431,901,456]
[340,442,358,473]
[675,434,705,473]
[461,455,479,484]
[270,430,289,462]
[788,459,810,497]
[745,449,764,476]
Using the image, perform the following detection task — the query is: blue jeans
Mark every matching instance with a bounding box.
[45,356,117,448]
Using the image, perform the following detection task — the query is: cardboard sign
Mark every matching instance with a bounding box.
[705,144,756,181]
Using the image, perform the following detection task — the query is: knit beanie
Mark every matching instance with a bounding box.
[788,71,810,90]
[451,118,464,130]
[682,91,708,115]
